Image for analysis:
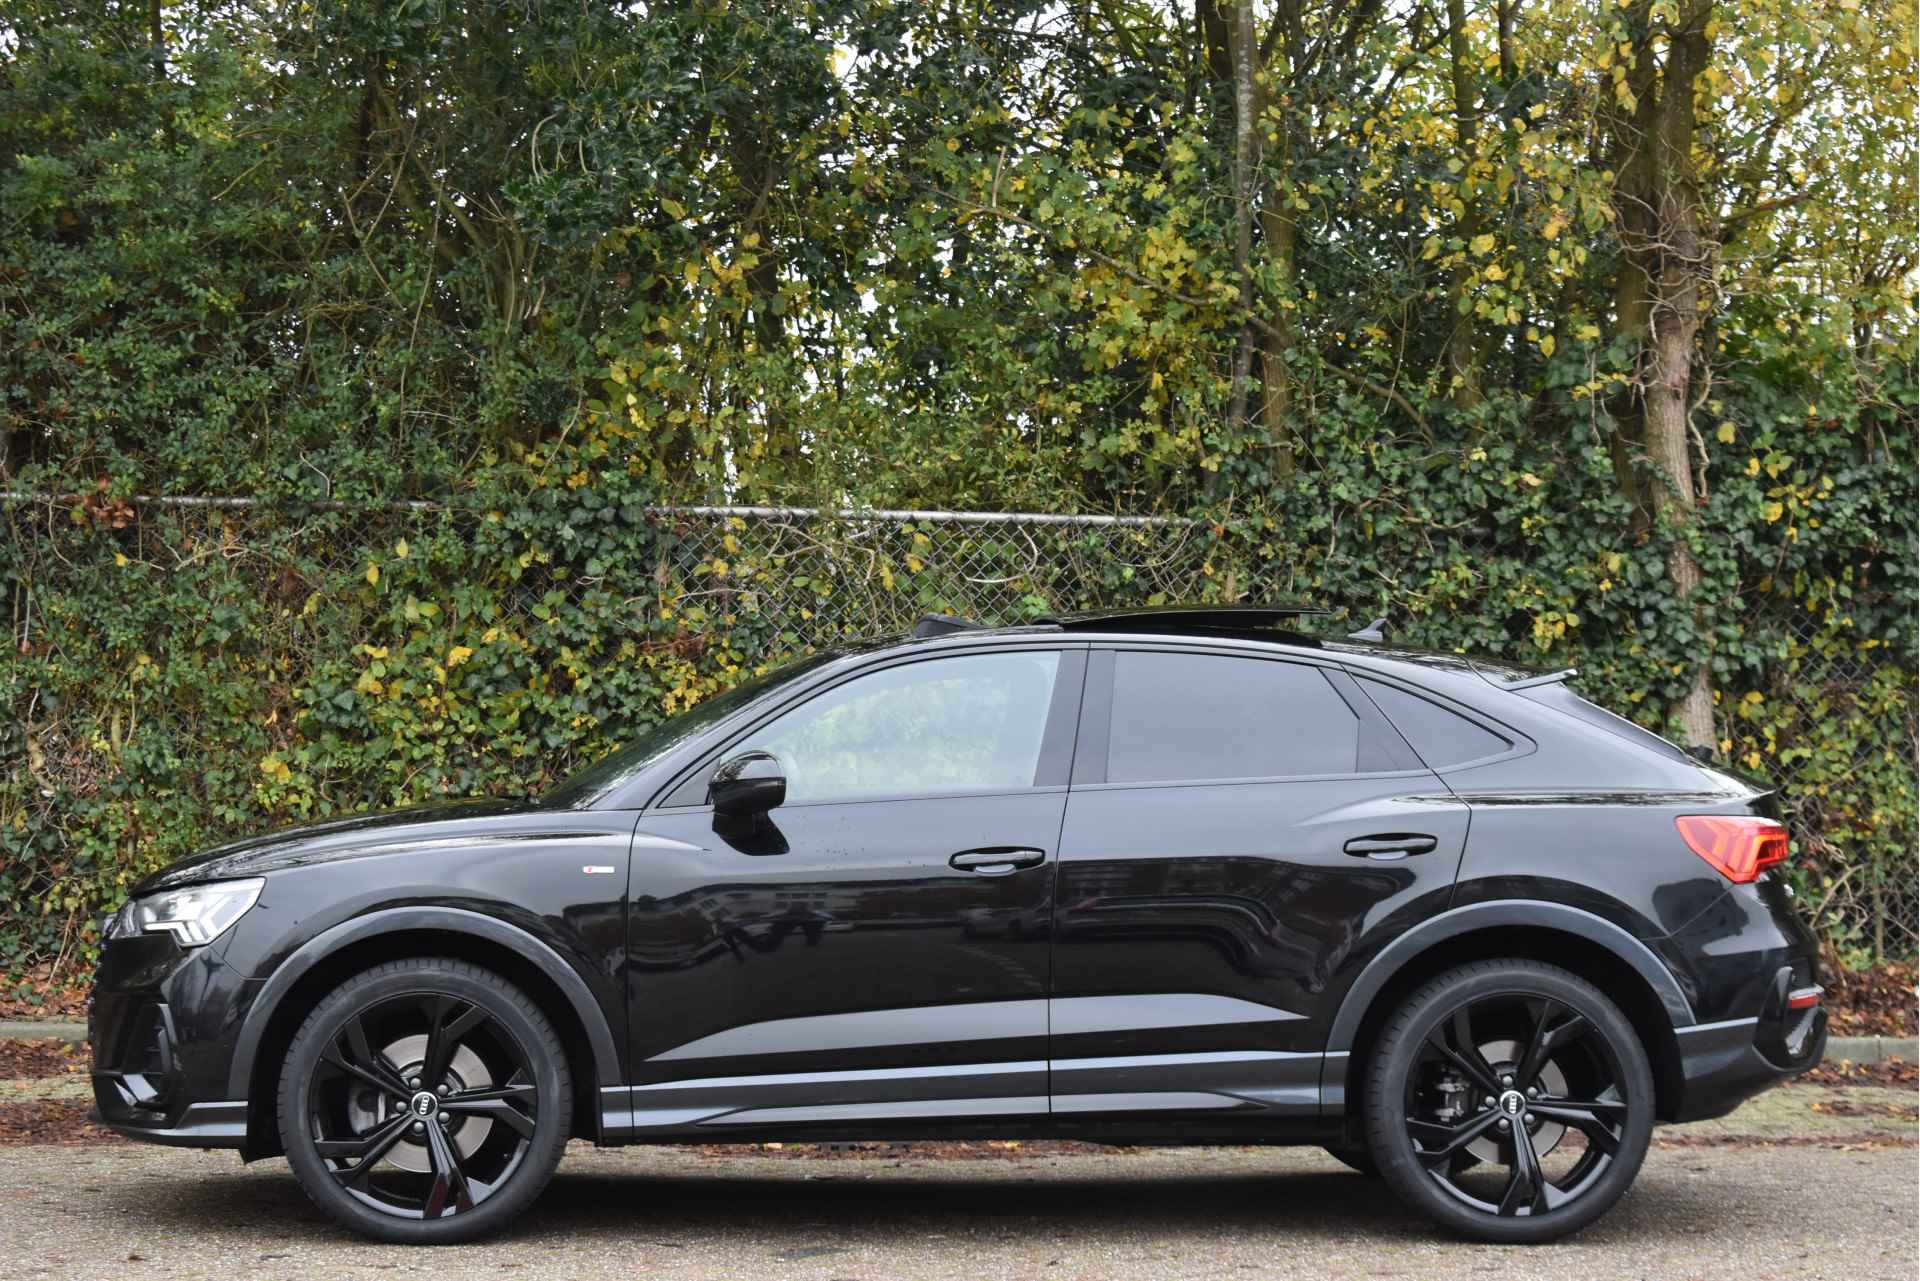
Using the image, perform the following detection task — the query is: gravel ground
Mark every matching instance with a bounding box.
[0,1078,1913,1281]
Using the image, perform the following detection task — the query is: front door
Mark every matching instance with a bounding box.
[618,644,1085,1136]
[1048,646,1469,1121]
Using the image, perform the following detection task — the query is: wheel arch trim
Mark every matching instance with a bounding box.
[1324,899,1696,1056]
[226,906,622,1100]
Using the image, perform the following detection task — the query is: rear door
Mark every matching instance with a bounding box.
[1048,645,1468,1120]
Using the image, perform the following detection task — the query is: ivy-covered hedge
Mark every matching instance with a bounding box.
[5,365,1912,984]
[1,1,1913,988]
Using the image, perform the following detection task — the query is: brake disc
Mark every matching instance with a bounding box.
[344,1033,495,1175]
[1467,1038,1568,1162]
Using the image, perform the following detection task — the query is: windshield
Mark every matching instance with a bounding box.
[542,651,839,808]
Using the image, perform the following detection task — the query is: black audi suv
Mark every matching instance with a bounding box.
[89,606,1826,1244]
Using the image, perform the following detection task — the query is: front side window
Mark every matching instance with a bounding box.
[736,651,1062,803]
[1106,651,1361,783]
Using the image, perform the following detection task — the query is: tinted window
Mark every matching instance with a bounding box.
[544,652,838,807]
[1515,681,1695,765]
[1360,679,1511,767]
[1106,653,1359,783]
[737,651,1061,802]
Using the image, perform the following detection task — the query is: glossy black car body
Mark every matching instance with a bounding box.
[91,608,1826,1240]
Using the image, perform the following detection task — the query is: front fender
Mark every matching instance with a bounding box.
[225,905,623,1099]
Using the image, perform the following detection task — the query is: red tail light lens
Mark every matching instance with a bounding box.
[1675,815,1789,883]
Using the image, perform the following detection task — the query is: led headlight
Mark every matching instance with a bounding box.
[105,878,264,946]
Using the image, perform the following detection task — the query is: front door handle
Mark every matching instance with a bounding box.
[949,847,1047,875]
[1343,833,1439,860]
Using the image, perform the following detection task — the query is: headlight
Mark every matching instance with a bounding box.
[104,878,265,946]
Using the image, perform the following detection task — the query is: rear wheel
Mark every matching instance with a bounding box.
[278,958,572,1243]
[1362,959,1654,1244]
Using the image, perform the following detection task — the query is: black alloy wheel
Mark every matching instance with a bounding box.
[279,958,571,1243]
[1363,960,1654,1244]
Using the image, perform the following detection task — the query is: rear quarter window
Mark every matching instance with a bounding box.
[1358,678,1512,768]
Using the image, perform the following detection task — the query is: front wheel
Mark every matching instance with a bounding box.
[278,958,572,1243]
[1362,959,1654,1244]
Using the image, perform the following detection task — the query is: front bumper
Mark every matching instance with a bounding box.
[88,932,254,1150]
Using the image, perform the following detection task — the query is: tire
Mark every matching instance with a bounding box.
[1324,1145,1380,1177]
[278,958,573,1243]
[1362,959,1654,1244]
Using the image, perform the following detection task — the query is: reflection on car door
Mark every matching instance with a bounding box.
[610,645,1085,1137]
[1048,647,1469,1120]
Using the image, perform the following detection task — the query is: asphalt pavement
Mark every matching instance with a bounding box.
[0,1079,1913,1281]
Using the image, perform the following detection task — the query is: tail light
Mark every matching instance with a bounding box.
[1675,815,1789,883]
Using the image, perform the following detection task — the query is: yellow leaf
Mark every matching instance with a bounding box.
[258,754,292,784]
[1519,472,1544,488]
[447,646,475,667]
[365,563,380,586]
[683,261,700,287]
[1716,422,1736,444]
[114,552,128,568]
[354,671,383,695]
[1762,501,1785,522]
[1743,691,1765,705]
[1577,323,1601,342]
[661,197,688,220]
[394,539,410,559]
[1484,263,1506,281]
[1538,334,1555,356]
[1746,456,1761,477]
[1470,233,1496,255]
[945,137,960,151]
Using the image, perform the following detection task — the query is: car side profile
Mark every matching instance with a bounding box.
[89,606,1827,1244]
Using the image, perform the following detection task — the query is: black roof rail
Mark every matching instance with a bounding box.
[912,613,987,639]
[1040,604,1328,646]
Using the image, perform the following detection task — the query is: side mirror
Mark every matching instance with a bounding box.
[708,751,786,817]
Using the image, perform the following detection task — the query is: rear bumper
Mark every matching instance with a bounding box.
[1669,965,1829,1123]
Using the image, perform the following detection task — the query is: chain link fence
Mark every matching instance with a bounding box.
[4,492,1914,965]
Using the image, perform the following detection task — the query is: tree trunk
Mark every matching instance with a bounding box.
[1641,4,1718,749]
[1608,0,1718,750]
[1226,0,1260,443]
[1256,0,1304,477]
[1443,0,1482,411]
[1197,0,1236,86]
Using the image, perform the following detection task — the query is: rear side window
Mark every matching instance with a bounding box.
[1106,652,1360,782]
[1358,678,1511,768]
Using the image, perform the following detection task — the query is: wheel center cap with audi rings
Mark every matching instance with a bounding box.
[1499,1090,1526,1117]
[410,1091,439,1120]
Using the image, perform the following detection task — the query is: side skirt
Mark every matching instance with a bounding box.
[595,1050,1347,1143]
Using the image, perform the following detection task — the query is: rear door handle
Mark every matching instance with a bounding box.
[1343,834,1438,860]
[949,847,1047,875]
